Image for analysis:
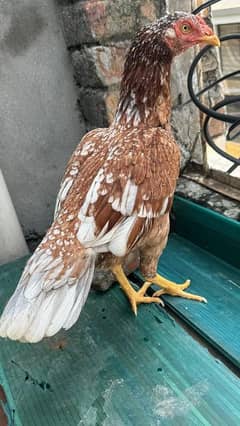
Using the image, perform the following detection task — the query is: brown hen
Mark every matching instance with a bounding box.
[0,12,220,342]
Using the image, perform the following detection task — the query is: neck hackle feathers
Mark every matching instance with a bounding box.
[115,15,175,129]
[114,12,218,129]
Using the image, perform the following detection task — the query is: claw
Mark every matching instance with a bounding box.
[111,265,165,314]
[143,274,206,304]
[153,288,207,303]
[130,292,165,315]
[111,265,206,316]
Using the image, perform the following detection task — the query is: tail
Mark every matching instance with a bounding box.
[0,239,95,343]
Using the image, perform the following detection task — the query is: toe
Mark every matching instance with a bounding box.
[130,298,138,316]
[153,289,165,297]
[178,279,191,290]
[197,296,208,303]
[176,289,208,303]
[137,281,152,297]
[141,296,165,307]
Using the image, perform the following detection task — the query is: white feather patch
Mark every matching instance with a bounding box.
[159,197,169,215]
[0,247,96,343]
[112,198,121,211]
[45,285,77,337]
[54,177,73,219]
[165,28,176,39]
[120,180,138,215]
[76,168,106,245]
[79,168,104,218]
[77,215,96,245]
[108,216,136,257]
[24,291,59,343]
[63,256,95,330]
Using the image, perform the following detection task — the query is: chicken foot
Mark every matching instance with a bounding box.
[111,265,207,315]
[111,264,164,315]
[142,273,207,303]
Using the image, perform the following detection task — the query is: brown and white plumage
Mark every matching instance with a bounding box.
[0,12,219,342]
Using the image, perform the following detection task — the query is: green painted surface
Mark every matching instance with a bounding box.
[0,258,240,425]
[172,196,240,268]
[159,234,240,368]
[0,365,20,426]
[136,233,240,369]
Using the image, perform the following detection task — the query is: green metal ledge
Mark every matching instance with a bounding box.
[0,260,240,425]
[155,234,240,368]
[172,195,240,269]
[135,196,240,368]
[0,196,239,424]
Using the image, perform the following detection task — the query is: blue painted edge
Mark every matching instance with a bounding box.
[173,195,240,268]
[0,366,22,426]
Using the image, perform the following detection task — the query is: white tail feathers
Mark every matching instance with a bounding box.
[0,246,95,343]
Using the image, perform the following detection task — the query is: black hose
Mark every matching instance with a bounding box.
[188,34,240,124]
[192,0,222,15]
[203,98,240,166]
[187,31,240,169]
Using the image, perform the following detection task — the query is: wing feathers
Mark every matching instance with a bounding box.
[0,127,180,343]
[45,285,77,338]
[0,245,95,343]
[24,291,58,343]
[63,256,95,330]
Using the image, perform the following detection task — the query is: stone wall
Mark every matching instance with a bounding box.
[177,177,240,220]
[59,0,166,127]
[58,0,200,169]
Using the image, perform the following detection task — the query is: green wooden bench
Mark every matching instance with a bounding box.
[0,196,239,425]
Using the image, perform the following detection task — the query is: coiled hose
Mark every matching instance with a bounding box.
[189,0,240,173]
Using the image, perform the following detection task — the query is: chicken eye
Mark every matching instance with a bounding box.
[181,23,191,33]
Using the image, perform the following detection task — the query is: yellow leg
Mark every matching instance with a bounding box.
[111,265,164,315]
[143,273,207,303]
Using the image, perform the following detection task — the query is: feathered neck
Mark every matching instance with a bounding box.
[114,25,173,129]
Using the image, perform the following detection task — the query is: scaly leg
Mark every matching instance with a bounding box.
[142,273,207,303]
[111,265,164,315]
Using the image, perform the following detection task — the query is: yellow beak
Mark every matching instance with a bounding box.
[200,34,221,47]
